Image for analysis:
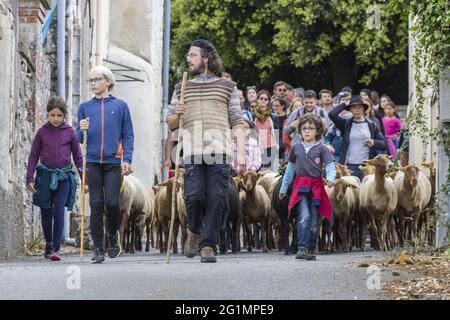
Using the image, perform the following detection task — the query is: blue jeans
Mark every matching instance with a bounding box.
[346,163,364,182]
[296,193,319,252]
[40,178,70,252]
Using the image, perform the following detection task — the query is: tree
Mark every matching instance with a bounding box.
[171,0,408,94]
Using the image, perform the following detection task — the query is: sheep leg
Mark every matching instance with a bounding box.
[158,221,164,253]
[171,218,180,254]
[129,219,136,254]
[396,209,405,247]
[369,214,380,250]
[145,219,151,252]
[358,209,366,252]
[180,221,187,255]
[261,219,268,253]
[244,219,253,252]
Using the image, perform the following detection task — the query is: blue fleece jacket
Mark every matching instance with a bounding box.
[76,95,134,164]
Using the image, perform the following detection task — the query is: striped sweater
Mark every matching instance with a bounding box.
[168,75,244,159]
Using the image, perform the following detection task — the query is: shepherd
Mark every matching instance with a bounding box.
[167,39,246,263]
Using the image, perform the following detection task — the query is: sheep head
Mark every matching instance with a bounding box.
[241,171,258,193]
[372,154,394,175]
[400,165,420,188]
[359,164,375,176]
[334,179,348,202]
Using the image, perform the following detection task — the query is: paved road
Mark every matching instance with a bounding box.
[0,249,396,300]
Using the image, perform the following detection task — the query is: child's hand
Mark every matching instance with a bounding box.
[27,183,36,193]
[326,144,335,154]
[279,193,286,200]
[80,117,89,131]
[121,162,133,176]
[161,158,172,173]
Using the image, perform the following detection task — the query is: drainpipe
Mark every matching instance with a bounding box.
[57,0,75,246]
[57,0,65,99]
[161,0,171,182]
[95,0,104,66]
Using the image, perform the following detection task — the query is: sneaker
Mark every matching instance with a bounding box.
[184,230,201,258]
[91,248,105,264]
[295,249,308,259]
[306,249,317,261]
[49,251,61,261]
[44,244,52,259]
[200,246,217,263]
[107,233,122,259]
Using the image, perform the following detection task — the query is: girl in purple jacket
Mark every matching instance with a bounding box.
[26,97,83,261]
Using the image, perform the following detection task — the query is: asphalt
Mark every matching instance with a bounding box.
[0,248,398,300]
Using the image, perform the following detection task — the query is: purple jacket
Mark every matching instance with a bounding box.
[26,122,83,183]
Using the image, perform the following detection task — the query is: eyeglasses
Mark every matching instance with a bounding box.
[88,77,105,84]
[277,88,287,92]
[258,97,269,101]
[301,127,316,132]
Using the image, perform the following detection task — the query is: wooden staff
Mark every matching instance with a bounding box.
[166,72,188,263]
[80,129,88,260]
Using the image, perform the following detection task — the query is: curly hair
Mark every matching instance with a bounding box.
[298,113,325,141]
[200,48,224,78]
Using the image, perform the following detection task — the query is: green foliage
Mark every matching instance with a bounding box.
[171,0,408,89]
[388,0,450,247]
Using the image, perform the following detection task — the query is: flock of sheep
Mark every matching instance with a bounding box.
[113,154,436,255]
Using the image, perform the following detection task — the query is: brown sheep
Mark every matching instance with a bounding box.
[239,171,271,253]
[393,164,432,246]
[154,176,182,254]
[118,175,148,254]
[327,178,360,252]
[359,154,398,251]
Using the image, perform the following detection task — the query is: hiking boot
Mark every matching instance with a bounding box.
[44,244,52,259]
[50,251,61,261]
[295,249,308,259]
[91,248,105,264]
[184,230,200,258]
[200,246,217,263]
[107,232,122,259]
[306,249,317,261]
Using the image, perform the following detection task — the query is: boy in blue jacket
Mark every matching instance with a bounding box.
[77,66,134,263]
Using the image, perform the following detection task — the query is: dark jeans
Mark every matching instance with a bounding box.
[183,158,230,250]
[87,163,121,249]
[297,192,319,252]
[40,179,70,252]
[346,163,364,182]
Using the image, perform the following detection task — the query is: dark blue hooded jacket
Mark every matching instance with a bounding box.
[76,95,134,164]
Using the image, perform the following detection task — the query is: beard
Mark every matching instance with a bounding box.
[189,61,206,76]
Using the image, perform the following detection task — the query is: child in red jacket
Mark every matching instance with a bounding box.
[279,114,336,260]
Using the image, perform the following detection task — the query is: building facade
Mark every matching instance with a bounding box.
[0,0,164,258]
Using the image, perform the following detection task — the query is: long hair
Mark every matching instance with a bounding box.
[201,48,224,77]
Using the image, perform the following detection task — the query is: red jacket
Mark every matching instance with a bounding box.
[288,176,332,222]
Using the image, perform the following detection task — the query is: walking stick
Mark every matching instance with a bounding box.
[80,129,88,261]
[166,71,188,263]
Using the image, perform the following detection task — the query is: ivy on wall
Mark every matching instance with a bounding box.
[385,0,450,246]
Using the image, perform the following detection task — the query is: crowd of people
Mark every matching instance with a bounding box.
[231,80,405,179]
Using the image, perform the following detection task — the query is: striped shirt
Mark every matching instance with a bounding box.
[167,74,243,127]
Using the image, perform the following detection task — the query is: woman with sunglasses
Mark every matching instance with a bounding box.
[254,90,279,171]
